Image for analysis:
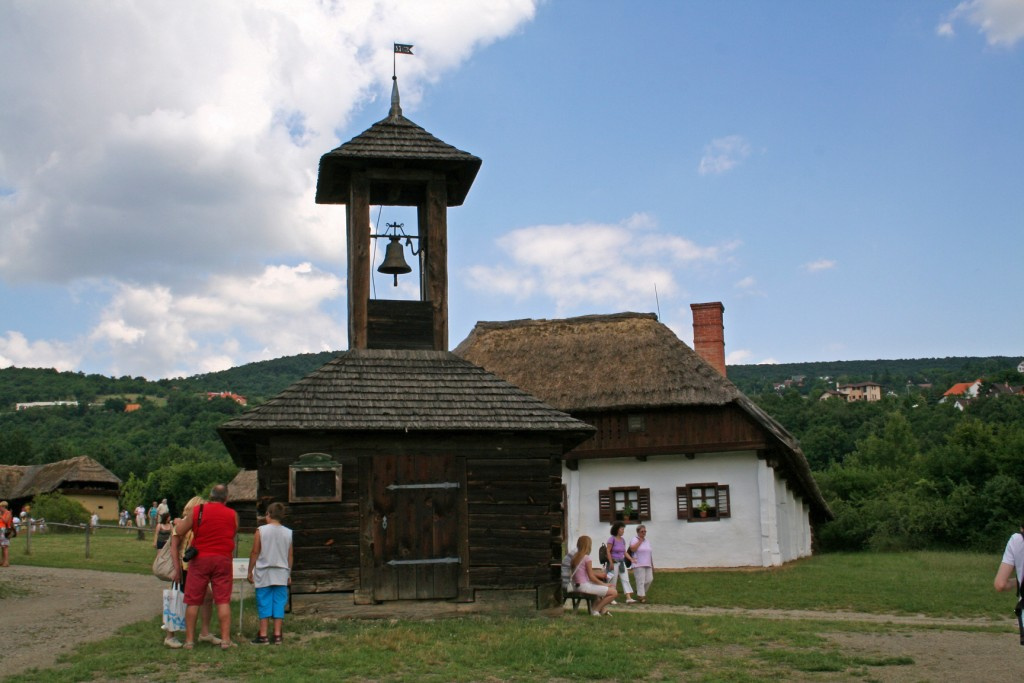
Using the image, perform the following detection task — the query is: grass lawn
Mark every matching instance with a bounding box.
[1,534,1015,682]
[7,525,253,574]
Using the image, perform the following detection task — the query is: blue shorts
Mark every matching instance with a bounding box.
[255,584,289,619]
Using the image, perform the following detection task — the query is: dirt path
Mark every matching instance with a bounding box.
[3,566,1024,681]
[0,565,164,679]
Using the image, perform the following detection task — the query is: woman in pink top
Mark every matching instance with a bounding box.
[570,536,617,616]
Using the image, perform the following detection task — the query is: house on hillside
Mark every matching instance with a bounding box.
[207,391,247,406]
[836,382,882,402]
[0,456,121,520]
[941,379,983,410]
[455,305,832,570]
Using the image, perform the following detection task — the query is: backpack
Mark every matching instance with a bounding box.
[560,552,575,592]
[598,542,608,566]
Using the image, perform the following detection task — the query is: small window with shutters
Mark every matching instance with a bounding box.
[676,483,731,522]
[598,487,651,522]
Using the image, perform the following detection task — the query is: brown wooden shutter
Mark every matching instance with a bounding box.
[598,489,613,522]
[716,485,731,518]
[676,486,689,519]
[638,488,651,521]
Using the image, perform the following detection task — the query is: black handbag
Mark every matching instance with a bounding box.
[182,505,203,562]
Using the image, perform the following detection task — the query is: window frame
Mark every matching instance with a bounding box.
[676,483,731,522]
[598,486,651,523]
[288,452,343,503]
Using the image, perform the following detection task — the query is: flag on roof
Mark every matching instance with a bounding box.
[394,43,413,54]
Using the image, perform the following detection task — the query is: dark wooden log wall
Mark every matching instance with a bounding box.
[571,405,767,458]
[252,432,565,598]
[465,455,563,590]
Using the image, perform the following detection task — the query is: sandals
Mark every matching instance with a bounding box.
[182,642,194,650]
[220,640,238,649]
[198,633,222,645]
[251,635,270,645]
[271,635,283,645]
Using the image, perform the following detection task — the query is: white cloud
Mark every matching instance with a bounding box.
[467,214,738,314]
[938,0,1024,46]
[803,259,836,273]
[0,331,81,372]
[85,263,344,378]
[0,1,538,286]
[735,276,756,289]
[698,135,751,176]
[726,349,754,365]
[733,275,766,298]
[0,0,537,377]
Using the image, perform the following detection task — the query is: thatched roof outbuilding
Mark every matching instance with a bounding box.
[0,454,120,501]
[454,312,832,520]
[0,455,121,504]
[226,469,257,504]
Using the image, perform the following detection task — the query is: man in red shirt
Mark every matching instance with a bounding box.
[0,500,12,567]
[174,484,239,649]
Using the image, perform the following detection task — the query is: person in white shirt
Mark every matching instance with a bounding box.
[994,524,1024,645]
[247,502,293,644]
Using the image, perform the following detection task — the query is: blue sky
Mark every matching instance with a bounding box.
[1,1,1022,379]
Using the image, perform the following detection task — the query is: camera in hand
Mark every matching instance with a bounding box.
[182,547,198,562]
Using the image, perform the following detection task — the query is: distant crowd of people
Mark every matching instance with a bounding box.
[117,499,170,529]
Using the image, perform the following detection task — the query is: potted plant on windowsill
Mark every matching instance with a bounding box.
[698,502,710,518]
[617,502,637,522]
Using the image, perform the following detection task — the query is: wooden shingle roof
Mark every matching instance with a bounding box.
[315,81,481,206]
[218,349,595,453]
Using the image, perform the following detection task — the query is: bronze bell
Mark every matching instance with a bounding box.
[378,236,412,286]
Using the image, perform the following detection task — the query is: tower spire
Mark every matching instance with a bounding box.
[389,76,402,119]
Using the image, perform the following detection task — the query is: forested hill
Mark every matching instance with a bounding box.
[727,355,1021,398]
[0,351,340,408]
[2,353,1020,409]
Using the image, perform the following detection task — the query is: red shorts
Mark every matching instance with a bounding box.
[183,554,233,606]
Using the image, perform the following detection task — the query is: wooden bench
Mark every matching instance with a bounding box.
[563,586,596,612]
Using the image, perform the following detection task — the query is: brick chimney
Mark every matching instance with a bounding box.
[690,302,726,377]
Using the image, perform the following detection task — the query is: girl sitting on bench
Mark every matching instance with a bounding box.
[571,535,617,616]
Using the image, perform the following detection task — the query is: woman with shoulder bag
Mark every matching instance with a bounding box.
[163,497,219,648]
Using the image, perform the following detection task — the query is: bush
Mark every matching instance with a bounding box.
[30,492,89,529]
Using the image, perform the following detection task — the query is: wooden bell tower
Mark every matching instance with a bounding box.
[315,78,481,351]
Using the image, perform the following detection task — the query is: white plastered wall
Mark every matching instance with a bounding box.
[564,451,814,568]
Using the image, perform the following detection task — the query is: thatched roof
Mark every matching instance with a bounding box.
[315,82,481,207]
[226,470,257,504]
[454,313,738,412]
[0,465,29,500]
[454,313,831,520]
[218,349,595,461]
[0,456,121,500]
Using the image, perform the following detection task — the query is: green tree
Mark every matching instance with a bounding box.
[31,492,89,528]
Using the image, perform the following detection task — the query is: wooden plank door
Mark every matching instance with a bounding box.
[370,453,460,600]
